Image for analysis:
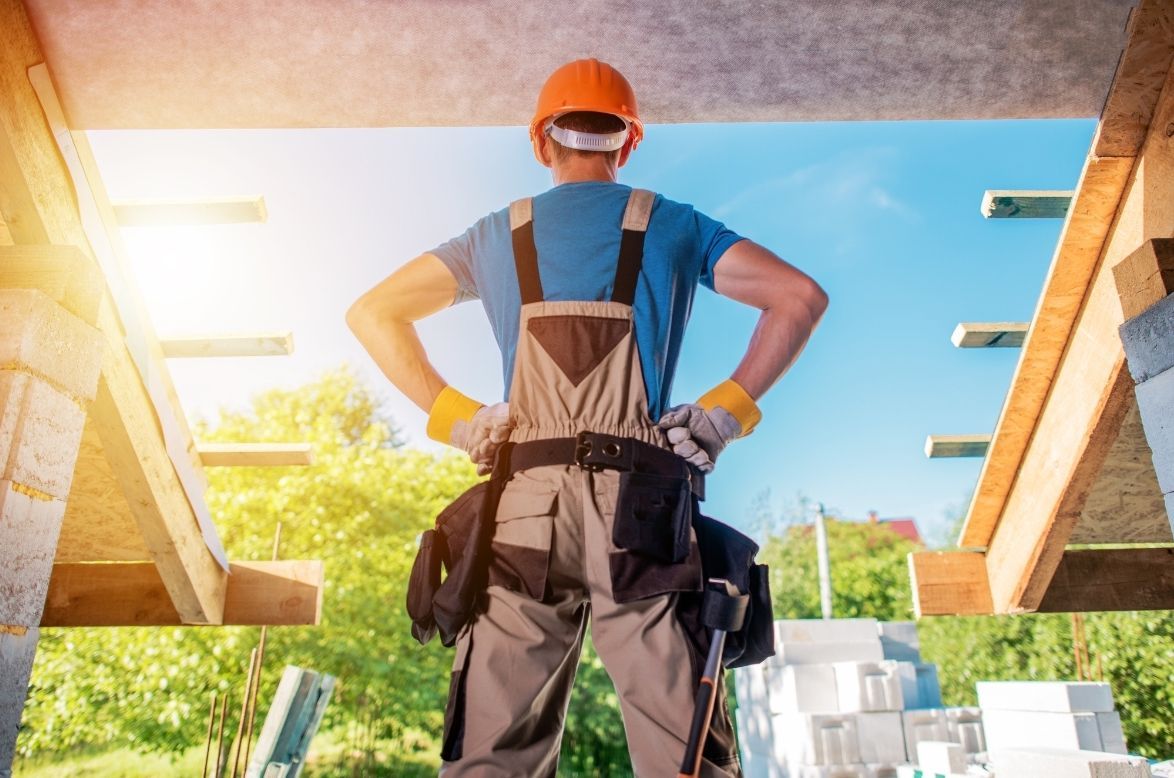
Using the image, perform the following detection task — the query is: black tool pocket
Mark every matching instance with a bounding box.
[406,528,447,646]
[612,471,691,563]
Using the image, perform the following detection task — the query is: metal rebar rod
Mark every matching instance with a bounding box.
[214,692,230,778]
[231,648,259,778]
[202,691,218,778]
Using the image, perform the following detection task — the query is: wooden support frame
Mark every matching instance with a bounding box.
[41,561,324,627]
[197,443,314,467]
[951,322,1028,348]
[1,3,227,623]
[160,331,294,358]
[981,190,1073,219]
[911,548,1174,616]
[112,196,267,226]
[925,434,990,458]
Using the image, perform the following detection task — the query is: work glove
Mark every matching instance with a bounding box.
[657,379,761,473]
[427,386,513,475]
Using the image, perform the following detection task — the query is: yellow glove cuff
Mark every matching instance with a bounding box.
[698,379,762,437]
[426,386,483,444]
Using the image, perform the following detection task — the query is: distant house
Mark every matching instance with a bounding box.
[863,511,922,545]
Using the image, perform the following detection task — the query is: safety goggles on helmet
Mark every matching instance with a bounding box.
[543,115,631,153]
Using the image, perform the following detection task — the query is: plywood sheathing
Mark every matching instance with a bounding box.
[21,0,1133,129]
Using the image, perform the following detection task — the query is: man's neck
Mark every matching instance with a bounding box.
[551,158,619,186]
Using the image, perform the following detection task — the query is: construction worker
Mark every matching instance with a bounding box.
[347,59,827,777]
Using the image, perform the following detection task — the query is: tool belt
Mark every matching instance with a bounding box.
[407,431,774,668]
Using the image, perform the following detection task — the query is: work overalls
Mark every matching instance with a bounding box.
[439,189,742,777]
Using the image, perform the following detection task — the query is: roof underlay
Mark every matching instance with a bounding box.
[24,0,1135,129]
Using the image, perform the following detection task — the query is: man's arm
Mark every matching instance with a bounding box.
[345,253,458,413]
[659,239,827,470]
[712,239,828,399]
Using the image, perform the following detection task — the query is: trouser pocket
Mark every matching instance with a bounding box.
[612,471,692,563]
[487,471,558,600]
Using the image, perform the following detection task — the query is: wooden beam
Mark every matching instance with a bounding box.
[978,61,1174,613]
[112,196,267,227]
[0,8,227,622]
[41,561,323,627]
[1092,0,1174,158]
[981,190,1073,219]
[951,322,1029,348]
[0,245,104,325]
[197,443,314,467]
[160,331,294,358]
[925,435,990,458]
[909,551,994,617]
[1112,237,1174,319]
[1036,547,1174,613]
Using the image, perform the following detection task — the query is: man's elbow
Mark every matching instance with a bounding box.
[803,276,829,319]
[345,294,380,336]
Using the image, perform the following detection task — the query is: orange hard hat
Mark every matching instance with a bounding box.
[530,59,643,164]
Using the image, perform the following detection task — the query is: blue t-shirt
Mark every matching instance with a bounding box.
[430,181,743,420]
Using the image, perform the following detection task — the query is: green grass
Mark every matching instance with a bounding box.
[14,745,205,777]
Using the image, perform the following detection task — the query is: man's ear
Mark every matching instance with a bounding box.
[533,131,554,169]
[617,133,636,168]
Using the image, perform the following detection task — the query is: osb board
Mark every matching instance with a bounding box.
[56,417,151,562]
[1070,397,1173,544]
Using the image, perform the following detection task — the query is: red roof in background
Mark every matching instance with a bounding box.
[878,518,922,544]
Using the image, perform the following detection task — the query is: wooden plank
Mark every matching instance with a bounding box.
[981,64,1174,613]
[925,434,991,458]
[41,561,324,627]
[1112,237,1174,319]
[1093,0,1174,158]
[1036,548,1174,613]
[908,551,994,617]
[951,322,1029,348]
[112,196,267,227]
[197,443,313,467]
[0,245,104,325]
[981,190,1073,219]
[160,331,293,358]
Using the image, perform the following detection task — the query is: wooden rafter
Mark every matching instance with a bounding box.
[951,322,1028,348]
[41,561,323,627]
[197,443,314,467]
[981,190,1073,219]
[160,331,294,358]
[112,196,267,226]
[925,435,990,458]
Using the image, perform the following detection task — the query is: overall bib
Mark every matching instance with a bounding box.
[438,189,742,777]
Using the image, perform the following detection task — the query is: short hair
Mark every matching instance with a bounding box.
[547,111,627,164]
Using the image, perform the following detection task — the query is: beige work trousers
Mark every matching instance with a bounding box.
[438,463,741,777]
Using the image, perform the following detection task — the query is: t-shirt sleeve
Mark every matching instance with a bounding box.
[694,209,745,291]
[428,221,481,304]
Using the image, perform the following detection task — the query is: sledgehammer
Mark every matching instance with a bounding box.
[678,578,747,778]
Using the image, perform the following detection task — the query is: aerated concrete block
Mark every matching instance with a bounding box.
[982,709,1103,752]
[991,747,1153,778]
[775,619,880,644]
[834,661,904,712]
[780,713,861,766]
[943,708,984,754]
[902,709,948,760]
[878,622,922,663]
[1119,292,1174,383]
[856,711,906,764]
[769,663,839,713]
[736,664,773,710]
[773,641,886,666]
[898,663,943,709]
[790,766,870,778]
[1097,710,1128,755]
[976,681,1115,713]
[1134,367,1174,495]
[916,741,965,776]
[1,628,40,776]
[736,705,773,758]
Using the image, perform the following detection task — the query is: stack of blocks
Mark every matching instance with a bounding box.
[733,619,986,778]
[978,681,1128,755]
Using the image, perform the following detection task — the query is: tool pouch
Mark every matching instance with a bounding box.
[691,509,775,668]
[612,471,692,563]
[406,528,447,645]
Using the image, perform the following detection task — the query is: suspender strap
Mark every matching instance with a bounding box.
[509,198,543,304]
[611,189,654,306]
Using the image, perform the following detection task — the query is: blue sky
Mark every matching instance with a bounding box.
[90,118,1094,546]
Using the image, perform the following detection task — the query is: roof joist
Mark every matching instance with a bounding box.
[981,190,1073,219]
[112,196,267,226]
[925,435,990,458]
[160,332,294,358]
[951,322,1029,348]
[197,443,314,467]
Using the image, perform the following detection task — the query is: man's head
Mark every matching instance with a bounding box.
[529,59,643,171]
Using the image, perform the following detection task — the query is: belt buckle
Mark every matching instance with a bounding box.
[574,431,604,472]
